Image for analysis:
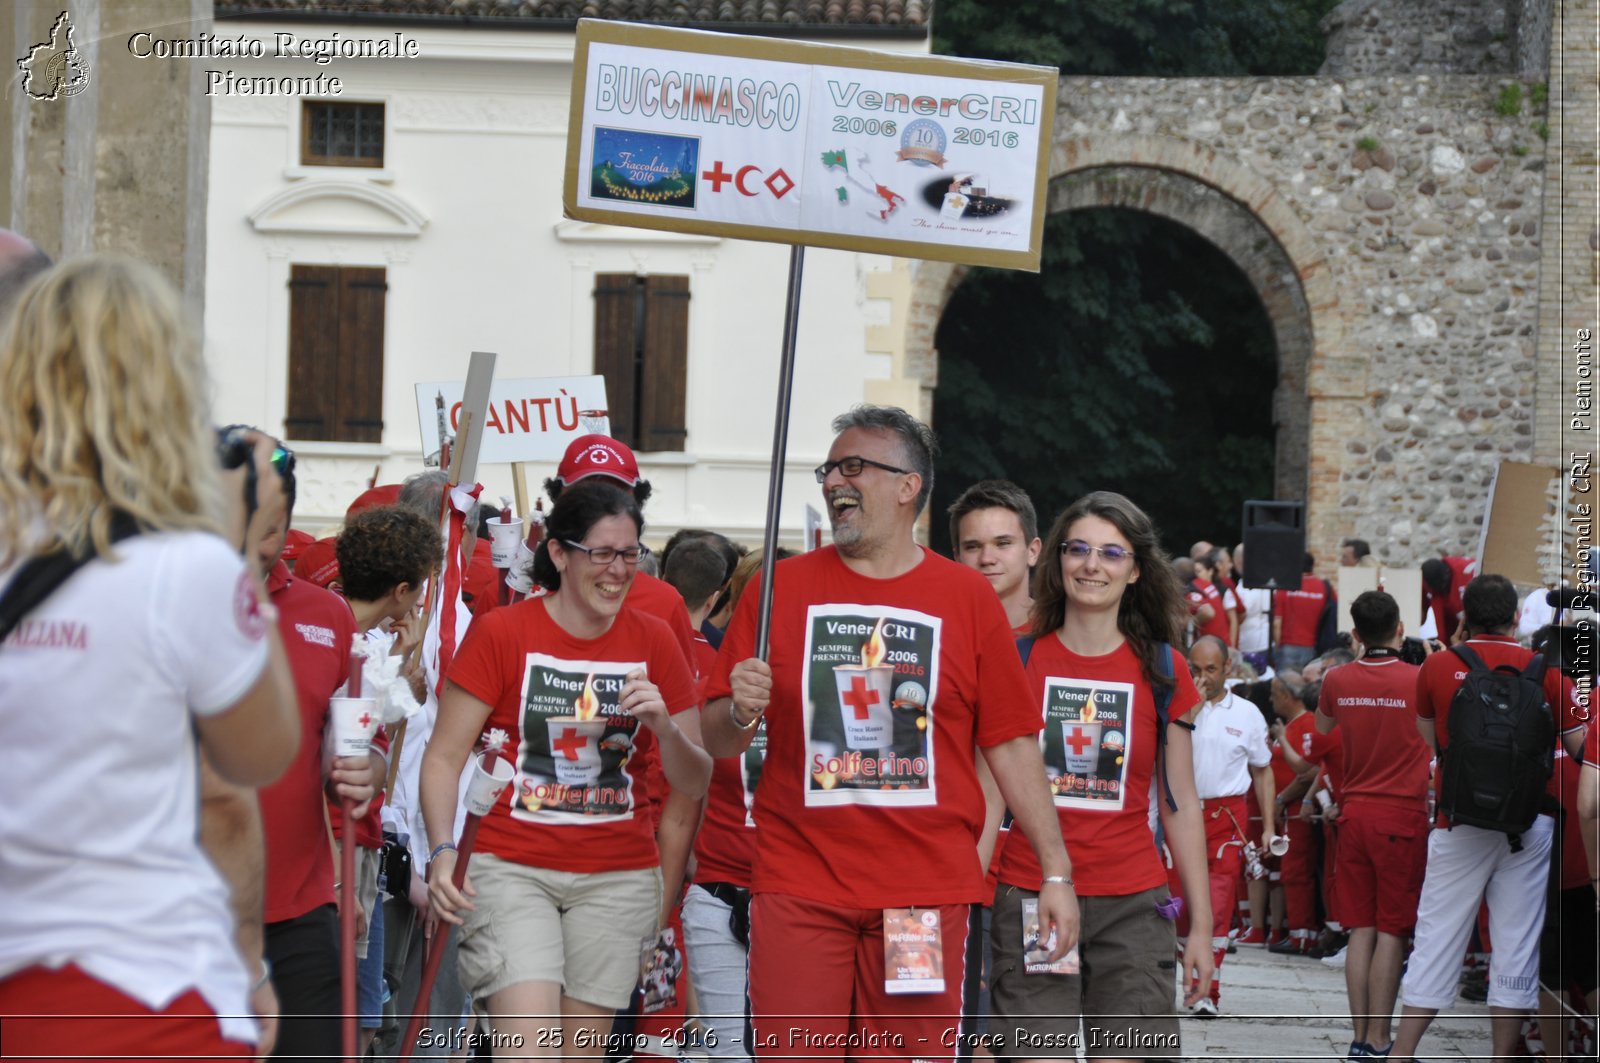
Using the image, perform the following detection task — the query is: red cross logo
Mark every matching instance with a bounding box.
[842,675,880,721]
[357,712,372,728]
[552,726,587,761]
[701,161,734,193]
[1064,726,1093,756]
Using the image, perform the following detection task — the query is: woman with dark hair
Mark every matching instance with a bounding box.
[421,481,711,1052]
[989,491,1213,1061]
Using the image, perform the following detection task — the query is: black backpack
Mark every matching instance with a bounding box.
[1437,644,1556,850]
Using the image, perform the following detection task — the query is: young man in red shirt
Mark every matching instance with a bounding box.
[1390,575,1587,1063]
[947,479,1042,635]
[1273,554,1332,673]
[703,406,1077,1059]
[1314,590,1432,1059]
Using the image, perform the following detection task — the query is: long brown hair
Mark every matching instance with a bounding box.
[1030,491,1187,691]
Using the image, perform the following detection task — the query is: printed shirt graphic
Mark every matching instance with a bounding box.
[451,600,698,873]
[801,604,941,808]
[512,654,645,824]
[1000,638,1194,896]
[705,547,1038,909]
[1041,678,1133,811]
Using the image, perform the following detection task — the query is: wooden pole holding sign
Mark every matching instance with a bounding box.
[755,246,805,660]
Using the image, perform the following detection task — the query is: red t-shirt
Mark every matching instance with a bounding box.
[629,571,700,676]
[464,538,500,617]
[1553,742,1589,889]
[1279,710,1323,814]
[706,547,1040,909]
[1422,556,1475,642]
[260,561,359,923]
[448,598,700,873]
[1317,656,1429,811]
[690,632,717,697]
[693,741,763,888]
[997,638,1198,896]
[1274,575,1330,648]
[1415,634,1585,828]
[1185,581,1231,645]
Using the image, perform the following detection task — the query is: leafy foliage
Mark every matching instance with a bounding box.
[932,0,1342,76]
[929,211,1277,555]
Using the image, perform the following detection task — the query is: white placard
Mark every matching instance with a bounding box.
[565,21,1057,272]
[415,375,610,466]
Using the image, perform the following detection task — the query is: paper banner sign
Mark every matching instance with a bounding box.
[564,20,1058,272]
[414,375,610,466]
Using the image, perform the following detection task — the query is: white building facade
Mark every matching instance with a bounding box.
[204,5,930,544]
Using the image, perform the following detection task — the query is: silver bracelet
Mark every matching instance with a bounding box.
[252,958,272,993]
[1042,875,1074,887]
[730,700,763,731]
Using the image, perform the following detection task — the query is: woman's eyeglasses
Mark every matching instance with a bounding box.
[561,540,649,566]
[1060,540,1133,564]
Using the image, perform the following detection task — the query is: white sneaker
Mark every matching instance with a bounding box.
[1320,945,1348,969]
[1191,998,1220,1019]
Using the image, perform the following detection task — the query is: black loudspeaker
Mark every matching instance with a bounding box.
[1241,500,1304,590]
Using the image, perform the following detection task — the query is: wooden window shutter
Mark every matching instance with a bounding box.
[640,275,689,452]
[593,273,640,448]
[285,265,339,440]
[337,267,387,443]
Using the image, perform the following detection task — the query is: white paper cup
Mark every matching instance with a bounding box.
[1060,720,1103,775]
[329,696,380,760]
[833,664,894,750]
[546,717,605,786]
[1267,834,1290,857]
[486,517,524,567]
[465,752,516,816]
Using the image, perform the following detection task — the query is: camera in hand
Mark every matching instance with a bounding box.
[215,426,253,470]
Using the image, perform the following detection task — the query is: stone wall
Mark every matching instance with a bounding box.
[907,68,1554,568]
[1321,0,1552,77]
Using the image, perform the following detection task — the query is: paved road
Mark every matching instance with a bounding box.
[1177,944,1494,1062]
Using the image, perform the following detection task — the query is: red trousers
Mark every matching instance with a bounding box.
[0,964,250,1062]
[1280,815,1318,934]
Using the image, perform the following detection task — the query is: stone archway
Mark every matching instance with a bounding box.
[904,133,1358,559]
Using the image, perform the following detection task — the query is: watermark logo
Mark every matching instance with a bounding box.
[17,11,91,101]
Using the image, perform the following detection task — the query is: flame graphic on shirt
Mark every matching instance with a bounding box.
[862,617,887,668]
[573,673,600,722]
[1081,690,1100,723]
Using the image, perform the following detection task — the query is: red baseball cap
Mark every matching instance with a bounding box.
[346,483,402,520]
[294,537,340,588]
[281,528,315,562]
[556,434,640,488]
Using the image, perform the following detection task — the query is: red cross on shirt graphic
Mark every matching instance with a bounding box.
[842,675,881,721]
[1064,726,1094,756]
[553,726,588,761]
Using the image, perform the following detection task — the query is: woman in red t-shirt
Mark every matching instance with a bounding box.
[990,491,1214,1059]
[421,482,711,1054]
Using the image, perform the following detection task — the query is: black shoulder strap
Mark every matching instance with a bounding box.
[1153,641,1180,812]
[0,513,143,645]
[1448,643,1486,673]
[1015,635,1035,667]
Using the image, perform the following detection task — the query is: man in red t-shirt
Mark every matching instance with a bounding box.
[1391,575,1587,1063]
[703,406,1076,1060]
[947,479,1041,635]
[252,459,383,1063]
[1420,555,1476,643]
[1314,590,1431,1059]
[1266,676,1321,956]
[1273,554,1333,672]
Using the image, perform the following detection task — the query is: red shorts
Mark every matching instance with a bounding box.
[0,964,250,1062]
[1335,802,1428,936]
[748,893,969,1062]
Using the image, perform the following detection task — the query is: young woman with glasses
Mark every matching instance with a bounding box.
[421,480,711,1054]
[988,491,1214,1062]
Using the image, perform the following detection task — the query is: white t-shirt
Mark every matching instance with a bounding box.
[1228,585,1273,654]
[1190,691,1272,800]
[0,531,269,1043]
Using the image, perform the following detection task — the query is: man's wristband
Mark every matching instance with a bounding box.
[429,841,457,863]
[1042,875,1074,887]
[730,701,763,731]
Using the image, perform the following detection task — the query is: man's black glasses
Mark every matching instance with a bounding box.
[813,456,910,483]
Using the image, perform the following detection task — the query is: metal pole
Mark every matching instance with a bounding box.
[755,245,806,661]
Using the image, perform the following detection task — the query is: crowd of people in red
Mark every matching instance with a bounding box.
[0,237,1594,1063]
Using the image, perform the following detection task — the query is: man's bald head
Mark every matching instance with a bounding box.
[0,229,52,318]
